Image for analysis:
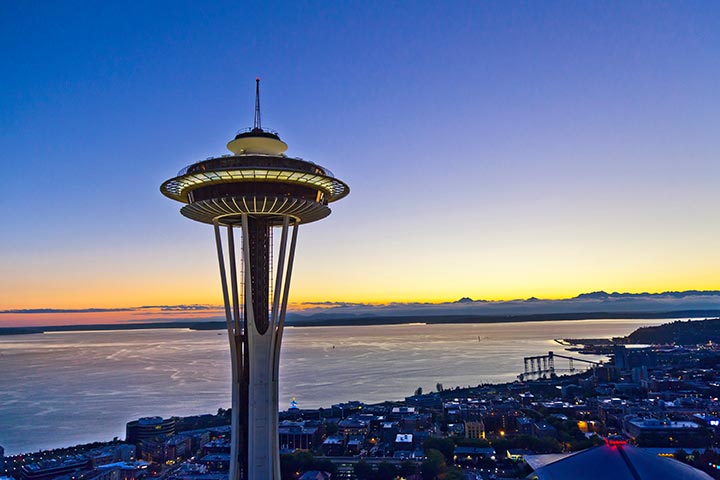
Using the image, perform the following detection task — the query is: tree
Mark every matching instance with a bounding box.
[421,449,446,480]
[293,451,315,473]
[444,467,464,480]
[325,422,339,435]
[495,434,562,454]
[424,437,455,464]
[354,459,373,480]
[455,437,490,448]
[312,458,337,475]
[399,459,418,477]
[674,449,688,463]
[280,453,298,480]
[377,461,398,480]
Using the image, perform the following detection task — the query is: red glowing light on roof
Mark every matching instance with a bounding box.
[605,437,628,447]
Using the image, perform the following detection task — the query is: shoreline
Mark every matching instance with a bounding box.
[0,309,718,336]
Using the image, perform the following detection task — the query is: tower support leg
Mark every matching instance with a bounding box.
[214,221,245,480]
[214,216,298,480]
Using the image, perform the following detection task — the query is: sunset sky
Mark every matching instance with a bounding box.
[2,1,719,313]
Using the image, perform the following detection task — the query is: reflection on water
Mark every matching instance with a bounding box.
[0,319,670,453]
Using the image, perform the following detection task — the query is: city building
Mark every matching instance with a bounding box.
[464,420,485,439]
[160,79,348,480]
[533,422,558,439]
[517,416,534,435]
[394,433,413,451]
[321,436,346,456]
[84,445,136,468]
[199,454,230,472]
[95,461,148,480]
[20,457,90,480]
[126,417,176,444]
[202,439,231,456]
[277,421,320,451]
[453,446,495,466]
[337,417,369,436]
[623,417,709,447]
[346,436,364,456]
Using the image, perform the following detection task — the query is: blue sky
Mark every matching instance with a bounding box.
[2,1,719,309]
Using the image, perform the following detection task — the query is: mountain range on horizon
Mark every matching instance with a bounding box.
[293,289,720,320]
[453,289,720,304]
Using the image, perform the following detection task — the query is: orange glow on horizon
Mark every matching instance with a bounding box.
[3,276,720,311]
[2,281,719,327]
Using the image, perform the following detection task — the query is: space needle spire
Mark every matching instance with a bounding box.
[254,77,262,131]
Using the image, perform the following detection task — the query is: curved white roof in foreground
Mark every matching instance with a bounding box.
[527,444,712,480]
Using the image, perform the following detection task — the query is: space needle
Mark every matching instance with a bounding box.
[160,79,349,479]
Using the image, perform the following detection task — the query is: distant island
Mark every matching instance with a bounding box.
[557,317,720,356]
[624,317,720,345]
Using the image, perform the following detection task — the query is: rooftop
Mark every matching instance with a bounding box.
[627,418,700,429]
[528,444,712,480]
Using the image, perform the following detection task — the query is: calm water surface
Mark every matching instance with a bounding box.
[0,319,671,453]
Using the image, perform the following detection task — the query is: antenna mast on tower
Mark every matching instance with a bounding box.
[254,77,262,130]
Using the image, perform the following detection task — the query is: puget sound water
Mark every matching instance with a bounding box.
[0,319,672,453]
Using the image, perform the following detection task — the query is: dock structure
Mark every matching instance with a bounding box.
[520,351,601,380]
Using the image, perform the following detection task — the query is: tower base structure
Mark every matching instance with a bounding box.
[213,214,298,480]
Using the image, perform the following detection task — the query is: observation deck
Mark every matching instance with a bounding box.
[160,130,349,226]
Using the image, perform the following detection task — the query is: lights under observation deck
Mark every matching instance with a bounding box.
[160,156,349,204]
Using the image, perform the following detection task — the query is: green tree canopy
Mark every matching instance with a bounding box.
[377,461,398,480]
[325,422,339,435]
[421,448,446,480]
[399,459,418,477]
[444,467,464,480]
[353,459,373,480]
[424,437,455,463]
